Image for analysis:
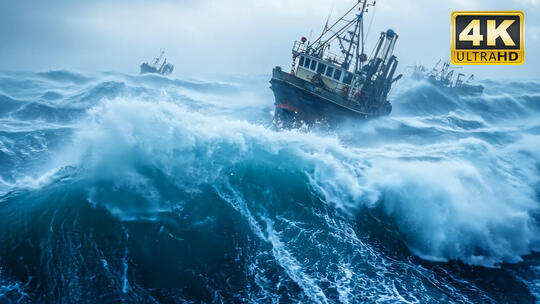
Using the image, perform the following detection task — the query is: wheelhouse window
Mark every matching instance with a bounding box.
[343,72,353,85]
[299,56,305,67]
[304,58,311,69]
[333,69,342,81]
[325,67,334,78]
[317,63,326,74]
[310,60,317,70]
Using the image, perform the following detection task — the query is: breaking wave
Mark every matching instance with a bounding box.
[0,71,539,303]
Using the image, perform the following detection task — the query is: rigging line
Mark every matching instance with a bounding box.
[321,18,357,46]
[365,0,377,42]
[368,33,379,59]
[325,0,336,31]
[309,1,362,47]
[327,28,339,35]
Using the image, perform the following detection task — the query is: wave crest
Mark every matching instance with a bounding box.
[50,97,540,266]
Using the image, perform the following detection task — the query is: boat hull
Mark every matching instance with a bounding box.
[456,84,484,96]
[426,77,484,96]
[140,63,159,74]
[140,63,175,76]
[270,67,391,127]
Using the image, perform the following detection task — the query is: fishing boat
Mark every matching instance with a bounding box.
[140,50,175,76]
[270,0,402,128]
[414,60,484,96]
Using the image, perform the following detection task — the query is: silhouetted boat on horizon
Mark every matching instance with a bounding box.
[411,60,484,96]
[140,50,174,76]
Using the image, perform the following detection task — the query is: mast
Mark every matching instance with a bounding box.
[429,59,442,77]
[355,0,369,73]
[153,50,165,67]
[342,18,359,70]
[308,0,376,73]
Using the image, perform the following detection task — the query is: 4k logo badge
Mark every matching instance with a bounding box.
[451,11,524,65]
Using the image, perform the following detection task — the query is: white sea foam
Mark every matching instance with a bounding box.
[48,96,540,267]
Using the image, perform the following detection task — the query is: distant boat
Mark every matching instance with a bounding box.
[140,50,175,76]
[411,60,484,96]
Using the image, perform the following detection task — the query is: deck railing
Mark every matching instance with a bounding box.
[292,41,349,70]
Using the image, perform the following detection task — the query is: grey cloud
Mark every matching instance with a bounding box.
[0,0,538,79]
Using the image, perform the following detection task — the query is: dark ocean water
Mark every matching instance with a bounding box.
[0,70,539,303]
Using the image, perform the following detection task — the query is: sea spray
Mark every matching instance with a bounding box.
[0,71,538,302]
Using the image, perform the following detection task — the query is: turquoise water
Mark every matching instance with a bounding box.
[0,70,539,303]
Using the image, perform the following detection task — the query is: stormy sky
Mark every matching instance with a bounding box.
[0,0,538,79]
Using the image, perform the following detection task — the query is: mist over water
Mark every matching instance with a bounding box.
[0,70,539,303]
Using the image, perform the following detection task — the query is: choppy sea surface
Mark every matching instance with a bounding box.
[0,70,539,303]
